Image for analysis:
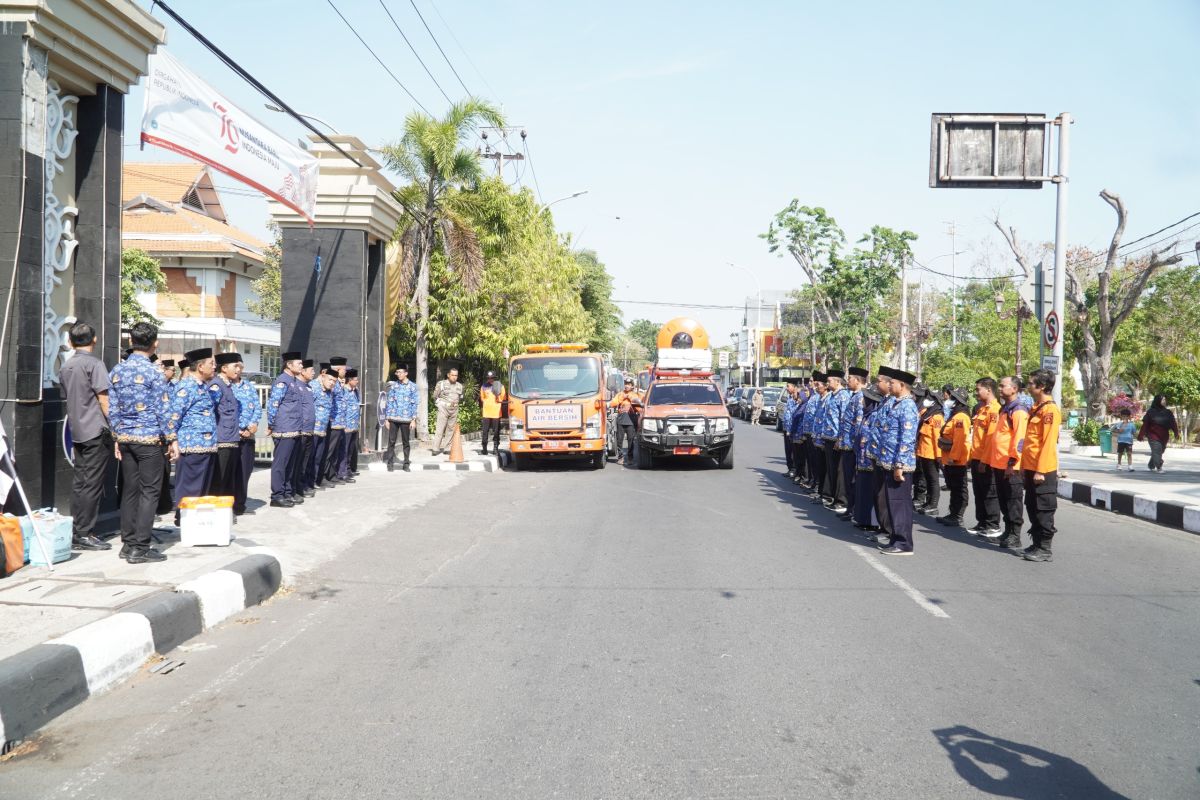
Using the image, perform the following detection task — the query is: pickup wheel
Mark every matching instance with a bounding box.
[592,451,606,470]
[637,447,653,470]
[716,447,734,470]
[510,454,526,472]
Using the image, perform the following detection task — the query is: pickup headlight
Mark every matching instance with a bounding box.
[714,417,730,433]
[641,418,661,432]
[509,418,526,441]
[584,413,602,440]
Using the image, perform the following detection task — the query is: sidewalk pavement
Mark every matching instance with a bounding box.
[1056,441,1200,534]
[0,463,466,745]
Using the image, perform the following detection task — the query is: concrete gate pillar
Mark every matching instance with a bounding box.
[268,136,403,449]
[0,1,163,510]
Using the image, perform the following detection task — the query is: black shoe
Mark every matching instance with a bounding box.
[980,526,1004,539]
[402,463,411,472]
[72,534,111,551]
[877,544,913,556]
[431,450,441,456]
[302,489,316,498]
[290,495,305,505]
[854,523,877,531]
[969,523,987,533]
[936,515,962,527]
[270,498,295,508]
[480,450,489,456]
[998,535,1022,550]
[831,504,848,514]
[119,543,133,559]
[341,476,356,483]
[1023,548,1053,562]
[387,462,395,472]
[126,546,166,564]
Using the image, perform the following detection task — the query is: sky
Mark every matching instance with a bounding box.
[125,0,1200,344]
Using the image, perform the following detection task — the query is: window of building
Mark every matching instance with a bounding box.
[260,346,280,377]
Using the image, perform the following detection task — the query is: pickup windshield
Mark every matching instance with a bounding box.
[646,383,724,406]
[510,356,601,399]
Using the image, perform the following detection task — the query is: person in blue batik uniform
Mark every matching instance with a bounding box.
[820,369,850,510]
[789,383,810,485]
[231,368,261,515]
[167,347,218,524]
[336,369,362,480]
[781,381,799,477]
[308,364,336,490]
[291,359,317,499]
[384,365,420,471]
[874,366,920,555]
[109,322,172,563]
[267,351,305,507]
[853,383,884,531]
[836,366,868,521]
[209,352,243,500]
[323,356,350,484]
[804,373,828,501]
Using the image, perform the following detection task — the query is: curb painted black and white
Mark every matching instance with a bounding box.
[367,458,497,473]
[0,553,282,747]
[1058,478,1200,535]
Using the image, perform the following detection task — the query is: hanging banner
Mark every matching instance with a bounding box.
[140,49,318,222]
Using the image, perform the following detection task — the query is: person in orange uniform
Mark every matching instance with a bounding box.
[987,375,1030,550]
[970,378,1002,536]
[479,371,507,456]
[1021,369,1062,562]
[913,387,945,515]
[609,377,643,465]
[936,387,973,528]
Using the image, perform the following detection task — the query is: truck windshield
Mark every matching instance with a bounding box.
[510,356,601,399]
[646,383,724,406]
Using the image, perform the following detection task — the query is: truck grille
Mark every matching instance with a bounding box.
[663,417,707,436]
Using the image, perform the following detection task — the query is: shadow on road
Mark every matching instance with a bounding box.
[933,725,1132,799]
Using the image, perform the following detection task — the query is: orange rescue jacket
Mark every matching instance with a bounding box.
[1021,400,1061,474]
[916,411,944,460]
[988,402,1029,470]
[971,399,1001,465]
[940,411,972,466]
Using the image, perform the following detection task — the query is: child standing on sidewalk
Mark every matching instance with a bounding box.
[1112,410,1136,472]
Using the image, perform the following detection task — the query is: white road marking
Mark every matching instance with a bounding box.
[848,544,950,619]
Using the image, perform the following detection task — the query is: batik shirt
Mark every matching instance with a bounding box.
[837,389,864,451]
[782,395,798,438]
[385,380,420,421]
[208,377,241,447]
[865,396,896,464]
[788,390,807,438]
[108,352,170,444]
[266,373,303,437]
[820,387,849,441]
[168,376,218,453]
[311,379,332,436]
[330,382,348,431]
[335,387,361,432]
[233,379,261,433]
[298,379,315,436]
[856,403,881,471]
[877,394,920,472]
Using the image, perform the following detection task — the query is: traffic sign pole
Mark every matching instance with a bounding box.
[1050,113,1071,405]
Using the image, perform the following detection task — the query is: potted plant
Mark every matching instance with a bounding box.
[1070,418,1102,456]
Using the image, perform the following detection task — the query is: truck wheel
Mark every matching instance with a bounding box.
[637,447,653,470]
[511,454,525,471]
[592,451,606,470]
[717,448,734,470]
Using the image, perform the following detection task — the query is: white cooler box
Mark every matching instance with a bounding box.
[179,496,234,546]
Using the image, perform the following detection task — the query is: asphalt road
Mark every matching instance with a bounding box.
[3,422,1199,799]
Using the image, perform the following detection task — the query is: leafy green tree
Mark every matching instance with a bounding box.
[381,99,505,437]
[247,224,282,322]
[921,282,1040,390]
[626,319,661,363]
[575,249,621,353]
[120,248,167,326]
[1154,363,1200,442]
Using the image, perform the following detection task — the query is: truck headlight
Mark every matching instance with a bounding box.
[509,418,526,441]
[714,418,730,433]
[641,418,660,432]
[584,413,602,440]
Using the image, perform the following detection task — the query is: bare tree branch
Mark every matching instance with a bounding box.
[992,216,1032,279]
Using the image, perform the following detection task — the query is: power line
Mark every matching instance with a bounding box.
[378,0,452,104]
[407,0,471,97]
[426,0,496,99]
[522,136,543,204]
[615,300,746,310]
[912,260,1023,283]
[324,0,433,115]
[151,0,364,168]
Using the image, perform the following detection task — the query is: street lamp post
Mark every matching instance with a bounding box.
[995,291,1035,377]
[263,103,342,135]
[541,190,588,211]
[728,262,763,386]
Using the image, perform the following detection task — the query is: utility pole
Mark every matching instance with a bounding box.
[1049,113,1071,407]
[809,300,817,368]
[899,254,909,370]
[478,149,524,177]
[916,280,924,378]
[944,221,958,346]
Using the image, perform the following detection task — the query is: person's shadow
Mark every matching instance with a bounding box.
[933,725,1132,799]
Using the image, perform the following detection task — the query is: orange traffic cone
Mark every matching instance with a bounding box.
[448,424,465,463]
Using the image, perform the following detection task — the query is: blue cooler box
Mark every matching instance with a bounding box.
[20,510,73,566]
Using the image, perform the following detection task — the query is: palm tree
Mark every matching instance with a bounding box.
[381,100,504,438]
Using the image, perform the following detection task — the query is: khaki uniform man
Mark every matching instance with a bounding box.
[432,368,465,456]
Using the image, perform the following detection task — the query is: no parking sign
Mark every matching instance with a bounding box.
[1043,311,1061,350]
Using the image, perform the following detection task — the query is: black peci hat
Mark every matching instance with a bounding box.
[826,368,845,379]
[892,368,917,386]
[161,359,175,368]
[345,368,358,379]
[863,386,883,403]
[185,347,213,363]
[215,352,242,366]
[878,366,897,380]
[282,351,302,362]
[329,356,347,367]
[301,358,315,369]
[320,362,332,373]
[178,359,190,370]
[811,371,826,382]
[848,366,868,379]
[149,354,159,363]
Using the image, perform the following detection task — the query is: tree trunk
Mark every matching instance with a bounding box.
[414,229,432,441]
